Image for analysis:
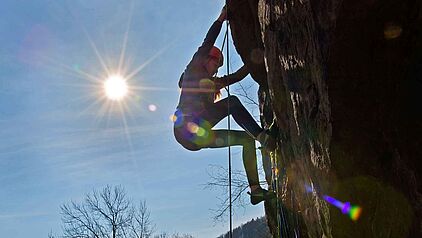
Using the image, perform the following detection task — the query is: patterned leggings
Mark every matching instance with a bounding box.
[174,95,264,187]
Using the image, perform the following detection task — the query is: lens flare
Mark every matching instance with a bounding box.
[323,195,362,221]
[384,22,402,39]
[191,120,213,146]
[172,109,184,127]
[196,127,207,137]
[148,104,157,112]
[305,184,362,221]
[187,122,199,133]
[349,206,363,221]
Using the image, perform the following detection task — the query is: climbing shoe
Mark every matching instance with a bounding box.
[257,130,277,151]
[247,187,276,205]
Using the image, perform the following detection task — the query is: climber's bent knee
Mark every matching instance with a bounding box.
[173,127,201,151]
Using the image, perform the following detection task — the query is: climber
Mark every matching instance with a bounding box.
[173,6,276,205]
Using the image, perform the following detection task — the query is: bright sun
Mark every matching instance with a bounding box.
[104,75,128,101]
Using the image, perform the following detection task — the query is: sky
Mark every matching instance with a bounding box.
[0,1,266,237]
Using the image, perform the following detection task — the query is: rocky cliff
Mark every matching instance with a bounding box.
[227,0,421,237]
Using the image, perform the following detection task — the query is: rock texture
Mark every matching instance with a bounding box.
[227,0,421,237]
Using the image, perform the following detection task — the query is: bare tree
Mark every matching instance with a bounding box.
[235,82,259,107]
[153,232,194,238]
[60,185,155,238]
[48,231,58,238]
[233,82,260,122]
[129,201,155,238]
[171,234,195,238]
[205,165,256,222]
[153,232,168,238]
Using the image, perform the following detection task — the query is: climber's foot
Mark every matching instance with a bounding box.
[257,130,277,151]
[247,187,276,205]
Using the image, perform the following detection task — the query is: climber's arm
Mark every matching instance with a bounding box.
[195,6,227,58]
[214,65,249,90]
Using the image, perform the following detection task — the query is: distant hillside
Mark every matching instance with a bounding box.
[217,217,271,238]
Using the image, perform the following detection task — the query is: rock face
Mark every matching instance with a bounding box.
[227,0,421,237]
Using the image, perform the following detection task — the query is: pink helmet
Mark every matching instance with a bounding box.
[209,46,223,66]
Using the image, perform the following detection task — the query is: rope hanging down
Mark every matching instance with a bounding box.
[219,4,233,238]
[225,17,233,238]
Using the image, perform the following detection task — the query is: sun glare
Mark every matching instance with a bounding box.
[104,75,128,101]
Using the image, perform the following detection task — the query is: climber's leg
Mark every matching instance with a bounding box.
[261,149,273,188]
[206,129,275,205]
[203,95,263,138]
[202,96,277,150]
[206,129,260,188]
